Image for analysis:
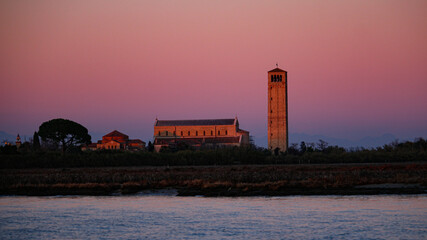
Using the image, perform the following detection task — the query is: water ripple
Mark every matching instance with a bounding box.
[0,195,426,239]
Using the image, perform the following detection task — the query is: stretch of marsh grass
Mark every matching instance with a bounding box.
[1,163,425,196]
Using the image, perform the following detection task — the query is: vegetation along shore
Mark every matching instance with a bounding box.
[1,163,425,196]
[1,138,426,196]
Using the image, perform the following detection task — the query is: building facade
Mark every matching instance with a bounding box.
[268,67,288,152]
[153,117,249,152]
[83,130,145,151]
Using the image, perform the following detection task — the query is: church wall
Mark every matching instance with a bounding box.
[154,125,237,138]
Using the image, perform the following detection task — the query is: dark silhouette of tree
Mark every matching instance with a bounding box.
[147,141,154,152]
[317,139,329,152]
[300,141,307,154]
[306,142,315,152]
[33,131,41,150]
[0,145,17,154]
[274,147,280,156]
[288,143,299,155]
[38,118,91,153]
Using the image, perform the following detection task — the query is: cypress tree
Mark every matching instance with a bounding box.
[33,131,40,150]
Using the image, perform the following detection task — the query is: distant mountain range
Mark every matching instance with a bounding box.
[253,133,400,149]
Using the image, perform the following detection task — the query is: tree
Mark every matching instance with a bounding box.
[306,142,316,152]
[300,141,307,154]
[147,141,154,152]
[287,143,299,155]
[38,118,91,153]
[317,139,329,152]
[33,131,41,150]
[274,147,280,156]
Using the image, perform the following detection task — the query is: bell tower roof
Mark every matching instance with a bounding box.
[268,67,286,73]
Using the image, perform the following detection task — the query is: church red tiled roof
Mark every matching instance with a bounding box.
[156,119,235,126]
[104,130,129,138]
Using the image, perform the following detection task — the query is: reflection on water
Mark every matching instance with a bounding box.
[0,195,426,239]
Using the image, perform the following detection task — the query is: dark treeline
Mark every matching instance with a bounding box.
[0,138,426,169]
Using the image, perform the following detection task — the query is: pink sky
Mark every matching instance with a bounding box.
[1,0,426,145]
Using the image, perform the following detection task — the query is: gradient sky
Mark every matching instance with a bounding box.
[1,0,426,146]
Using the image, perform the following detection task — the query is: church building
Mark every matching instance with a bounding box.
[83,130,145,151]
[153,117,250,152]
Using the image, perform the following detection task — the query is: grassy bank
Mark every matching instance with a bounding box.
[1,138,427,169]
[1,163,425,196]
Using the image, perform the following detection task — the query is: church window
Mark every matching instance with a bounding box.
[225,130,228,135]
[273,75,276,82]
[271,75,273,82]
[196,131,198,136]
[203,131,206,136]
[188,131,190,136]
[279,75,282,82]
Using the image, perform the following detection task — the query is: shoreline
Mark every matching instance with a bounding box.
[2,184,425,197]
[1,162,426,197]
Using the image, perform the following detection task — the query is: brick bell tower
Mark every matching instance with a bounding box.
[268,65,288,152]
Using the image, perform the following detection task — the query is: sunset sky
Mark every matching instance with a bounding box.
[1,0,426,146]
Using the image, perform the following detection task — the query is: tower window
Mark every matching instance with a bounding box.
[271,75,273,82]
[196,131,198,136]
[181,131,183,136]
[279,75,282,82]
[211,130,213,136]
[218,130,220,136]
[203,131,206,136]
[188,131,190,136]
[225,130,228,135]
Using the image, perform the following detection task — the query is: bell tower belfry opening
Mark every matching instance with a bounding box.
[268,66,288,152]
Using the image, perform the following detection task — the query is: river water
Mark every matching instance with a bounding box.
[0,193,426,239]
